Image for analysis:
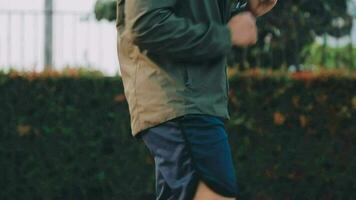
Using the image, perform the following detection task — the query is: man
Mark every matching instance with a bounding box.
[116,0,277,199]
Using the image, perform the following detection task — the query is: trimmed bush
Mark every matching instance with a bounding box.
[0,70,355,200]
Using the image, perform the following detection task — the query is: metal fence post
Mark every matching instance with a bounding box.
[44,0,54,70]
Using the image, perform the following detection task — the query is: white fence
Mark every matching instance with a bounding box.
[0,9,355,75]
[0,10,119,76]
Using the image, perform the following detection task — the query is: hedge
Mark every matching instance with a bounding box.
[0,70,355,200]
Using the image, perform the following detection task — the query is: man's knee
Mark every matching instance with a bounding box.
[193,181,236,200]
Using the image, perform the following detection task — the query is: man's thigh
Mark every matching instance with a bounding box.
[141,114,237,199]
[141,117,199,200]
[179,114,237,198]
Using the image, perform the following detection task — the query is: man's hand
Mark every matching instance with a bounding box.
[228,12,257,47]
[249,0,278,17]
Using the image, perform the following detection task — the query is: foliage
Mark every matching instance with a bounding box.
[0,71,355,199]
[302,43,356,70]
[226,72,356,199]
[229,0,353,69]
[0,72,151,200]
[94,0,117,22]
[0,67,106,79]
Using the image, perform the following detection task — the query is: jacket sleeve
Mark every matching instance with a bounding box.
[228,0,250,20]
[125,0,232,62]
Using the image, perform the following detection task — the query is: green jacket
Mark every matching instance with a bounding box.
[116,0,237,137]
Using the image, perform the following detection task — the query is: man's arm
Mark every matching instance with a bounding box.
[125,0,233,62]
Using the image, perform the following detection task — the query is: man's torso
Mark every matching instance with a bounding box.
[117,0,232,136]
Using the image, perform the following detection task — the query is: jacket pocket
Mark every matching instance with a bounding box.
[224,65,229,98]
[184,65,208,90]
[183,65,191,87]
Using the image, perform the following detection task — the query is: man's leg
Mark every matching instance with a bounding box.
[141,118,199,200]
[194,181,235,200]
[141,114,238,199]
[178,114,238,199]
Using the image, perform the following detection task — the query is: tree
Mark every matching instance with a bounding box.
[94,0,353,69]
[234,0,353,69]
[94,0,116,22]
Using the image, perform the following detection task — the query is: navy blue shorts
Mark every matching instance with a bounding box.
[140,114,238,200]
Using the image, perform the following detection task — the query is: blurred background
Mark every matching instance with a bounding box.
[0,0,117,76]
[0,0,355,200]
[0,0,355,75]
